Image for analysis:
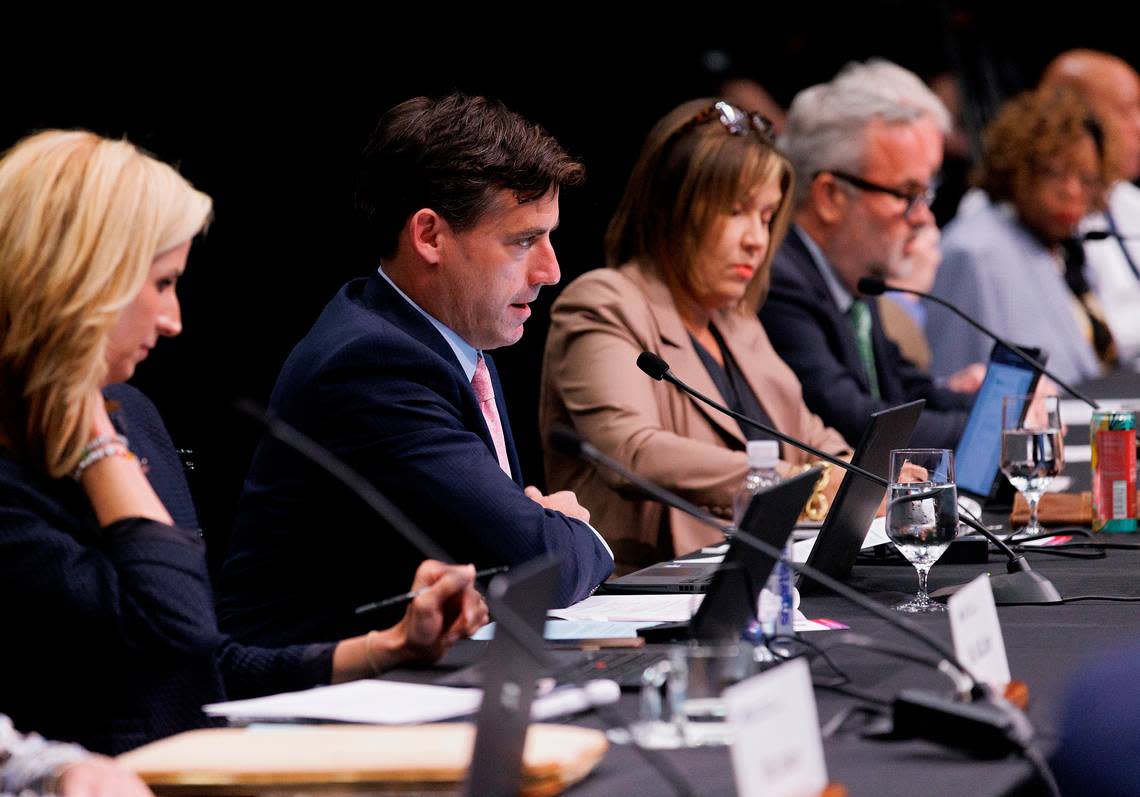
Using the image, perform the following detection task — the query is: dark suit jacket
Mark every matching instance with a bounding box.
[760,228,973,449]
[219,273,613,646]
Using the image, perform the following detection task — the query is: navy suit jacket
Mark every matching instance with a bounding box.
[219,273,613,646]
[760,228,973,449]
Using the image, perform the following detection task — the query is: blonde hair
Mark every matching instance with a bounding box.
[0,130,212,477]
[605,98,794,314]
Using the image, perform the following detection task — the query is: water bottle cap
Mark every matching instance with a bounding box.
[746,440,779,469]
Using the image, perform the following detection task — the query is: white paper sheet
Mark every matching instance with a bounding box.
[1064,445,1091,464]
[204,677,622,726]
[793,515,889,562]
[548,593,705,623]
[471,620,653,640]
[203,680,482,724]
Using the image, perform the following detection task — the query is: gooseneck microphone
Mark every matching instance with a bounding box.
[548,425,976,688]
[634,353,1062,605]
[856,276,1099,409]
[234,398,454,564]
[552,424,1059,780]
[237,401,698,796]
[636,351,883,484]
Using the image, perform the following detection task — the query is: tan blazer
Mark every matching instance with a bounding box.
[540,264,850,574]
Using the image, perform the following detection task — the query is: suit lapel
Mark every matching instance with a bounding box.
[714,312,791,441]
[362,273,462,373]
[626,268,746,447]
[485,354,524,486]
[363,272,513,475]
[784,230,871,395]
[866,298,899,401]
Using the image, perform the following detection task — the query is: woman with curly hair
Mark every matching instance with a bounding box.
[927,88,1122,382]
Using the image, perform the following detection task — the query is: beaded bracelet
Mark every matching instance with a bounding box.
[78,433,128,460]
[71,444,136,481]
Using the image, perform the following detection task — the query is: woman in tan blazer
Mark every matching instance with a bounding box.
[540,99,851,573]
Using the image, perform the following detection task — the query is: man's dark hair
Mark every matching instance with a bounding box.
[356,93,585,258]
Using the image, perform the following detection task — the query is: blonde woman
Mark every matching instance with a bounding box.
[0,131,486,754]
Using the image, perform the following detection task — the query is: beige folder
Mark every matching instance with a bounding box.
[118,722,608,796]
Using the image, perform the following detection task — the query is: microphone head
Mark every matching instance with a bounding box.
[548,424,585,457]
[636,351,671,381]
[856,276,887,296]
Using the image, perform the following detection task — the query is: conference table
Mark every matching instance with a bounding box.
[400,373,1140,796]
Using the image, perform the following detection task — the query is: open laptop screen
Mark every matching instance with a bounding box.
[954,343,1043,500]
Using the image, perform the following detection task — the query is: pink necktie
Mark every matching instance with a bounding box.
[472,354,511,476]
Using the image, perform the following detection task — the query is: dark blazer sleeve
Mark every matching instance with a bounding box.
[305,333,614,608]
[760,247,972,450]
[222,278,613,647]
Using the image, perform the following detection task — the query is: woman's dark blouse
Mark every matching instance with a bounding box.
[0,387,334,755]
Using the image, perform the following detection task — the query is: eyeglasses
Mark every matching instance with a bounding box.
[678,100,775,139]
[823,170,938,218]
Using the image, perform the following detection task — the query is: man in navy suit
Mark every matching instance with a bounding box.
[219,94,613,646]
[759,61,975,449]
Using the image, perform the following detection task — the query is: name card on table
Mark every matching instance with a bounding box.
[948,574,1011,688]
[724,657,828,797]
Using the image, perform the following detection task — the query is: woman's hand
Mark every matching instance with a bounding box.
[87,391,118,440]
[331,561,490,682]
[395,561,490,663]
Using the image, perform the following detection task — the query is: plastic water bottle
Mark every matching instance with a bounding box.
[733,440,781,527]
[733,441,795,647]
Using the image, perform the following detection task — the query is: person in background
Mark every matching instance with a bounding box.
[926,88,1118,384]
[1041,49,1140,367]
[760,62,976,450]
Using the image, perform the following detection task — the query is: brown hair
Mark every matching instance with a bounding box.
[605,98,794,314]
[976,88,1121,209]
[356,93,585,259]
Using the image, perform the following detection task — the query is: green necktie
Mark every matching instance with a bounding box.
[849,299,881,399]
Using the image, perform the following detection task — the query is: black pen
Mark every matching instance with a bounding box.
[353,566,510,615]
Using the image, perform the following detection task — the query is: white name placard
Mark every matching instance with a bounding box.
[948,574,1011,688]
[724,657,828,797]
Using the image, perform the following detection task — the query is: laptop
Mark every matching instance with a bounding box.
[953,343,1045,508]
[464,555,559,796]
[798,399,924,591]
[605,467,821,594]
